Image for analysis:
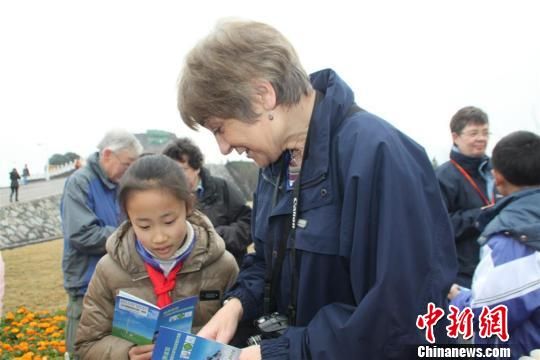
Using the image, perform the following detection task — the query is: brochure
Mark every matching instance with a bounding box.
[152,326,241,360]
[112,290,198,345]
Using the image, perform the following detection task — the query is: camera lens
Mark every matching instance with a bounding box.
[246,334,262,346]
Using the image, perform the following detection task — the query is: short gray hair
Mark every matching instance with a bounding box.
[178,20,312,130]
[97,129,143,155]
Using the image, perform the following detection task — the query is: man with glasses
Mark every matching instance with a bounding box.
[60,129,143,357]
[436,106,496,289]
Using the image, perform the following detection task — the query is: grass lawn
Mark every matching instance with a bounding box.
[2,239,67,313]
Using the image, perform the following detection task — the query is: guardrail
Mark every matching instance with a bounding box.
[28,160,81,182]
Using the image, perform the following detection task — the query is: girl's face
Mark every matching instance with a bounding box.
[126,188,190,260]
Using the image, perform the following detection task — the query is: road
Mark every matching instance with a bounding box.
[0,177,67,207]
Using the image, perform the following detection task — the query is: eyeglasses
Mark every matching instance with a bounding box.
[460,130,491,138]
[112,152,133,168]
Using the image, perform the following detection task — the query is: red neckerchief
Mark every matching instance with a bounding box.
[144,261,183,308]
[450,159,494,206]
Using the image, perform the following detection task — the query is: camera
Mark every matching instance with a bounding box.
[246,313,289,346]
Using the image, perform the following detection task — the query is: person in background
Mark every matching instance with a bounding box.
[449,130,540,359]
[177,20,457,359]
[436,106,496,289]
[60,129,143,357]
[162,138,252,266]
[74,158,82,170]
[9,168,20,202]
[75,154,239,359]
[22,164,30,185]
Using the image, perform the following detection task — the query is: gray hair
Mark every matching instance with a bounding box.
[97,129,144,155]
[178,20,312,130]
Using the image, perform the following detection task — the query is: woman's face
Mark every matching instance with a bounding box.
[452,123,490,158]
[204,116,282,168]
[127,188,189,260]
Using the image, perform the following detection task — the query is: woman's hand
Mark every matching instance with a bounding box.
[240,345,261,360]
[197,298,243,343]
[447,283,461,300]
[128,344,154,360]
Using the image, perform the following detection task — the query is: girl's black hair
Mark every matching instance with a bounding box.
[118,154,194,215]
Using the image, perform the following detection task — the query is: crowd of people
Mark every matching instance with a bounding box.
[1,19,538,360]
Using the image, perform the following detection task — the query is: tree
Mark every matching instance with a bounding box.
[48,152,81,165]
[64,152,80,162]
[431,157,439,169]
[48,153,68,165]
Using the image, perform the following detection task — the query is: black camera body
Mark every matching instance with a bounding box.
[246,312,289,346]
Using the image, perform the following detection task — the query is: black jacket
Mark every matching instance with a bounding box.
[436,149,493,288]
[9,170,20,188]
[197,167,252,265]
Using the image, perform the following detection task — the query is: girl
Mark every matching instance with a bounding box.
[75,154,239,360]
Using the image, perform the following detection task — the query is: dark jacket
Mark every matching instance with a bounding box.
[197,167,252,265]
[61,152,121,295]
[226,69,457,359]
[9,170,20,188]
[451,188,540,359]
[436,150,494,288]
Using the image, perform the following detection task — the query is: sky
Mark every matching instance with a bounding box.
[1,0,539,187]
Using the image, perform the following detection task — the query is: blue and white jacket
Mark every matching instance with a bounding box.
[451,188,540,359]
[61,152,121,295]
[225,69,458,359]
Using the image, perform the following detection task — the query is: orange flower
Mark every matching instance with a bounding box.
[17,306,29,314]
[44,326,58,334]
[2,308,67,357]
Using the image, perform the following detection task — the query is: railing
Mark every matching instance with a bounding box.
[27,159,81,182]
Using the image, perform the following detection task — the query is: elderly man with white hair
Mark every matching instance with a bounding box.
[60,129,143,357]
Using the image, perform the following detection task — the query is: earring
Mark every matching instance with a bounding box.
[268,113,274,120]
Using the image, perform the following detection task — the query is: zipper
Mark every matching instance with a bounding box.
[300,173,327,190]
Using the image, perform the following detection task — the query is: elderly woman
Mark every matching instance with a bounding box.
[178,20,457,360]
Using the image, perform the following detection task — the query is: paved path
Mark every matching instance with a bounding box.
[0,177,67,207]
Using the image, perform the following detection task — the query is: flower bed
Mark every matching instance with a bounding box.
[1,307,66,359]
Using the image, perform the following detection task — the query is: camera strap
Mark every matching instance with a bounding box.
[263,97,364,325]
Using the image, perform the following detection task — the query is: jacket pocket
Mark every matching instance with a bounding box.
[293,203,341,256]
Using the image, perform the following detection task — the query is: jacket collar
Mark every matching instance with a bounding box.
[106,210,226,279]
[477,188,540,249]
[87,152,116,190]
[262,69,355,186]
[450,148,490,176]
[198,167,217,203]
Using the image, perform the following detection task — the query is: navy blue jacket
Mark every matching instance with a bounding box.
[225,69,457,359]
[436,150,494,288]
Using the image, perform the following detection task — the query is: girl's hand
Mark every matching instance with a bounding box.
[197,298,243,343]
[240,345,261,360]
[128,344,154,360]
